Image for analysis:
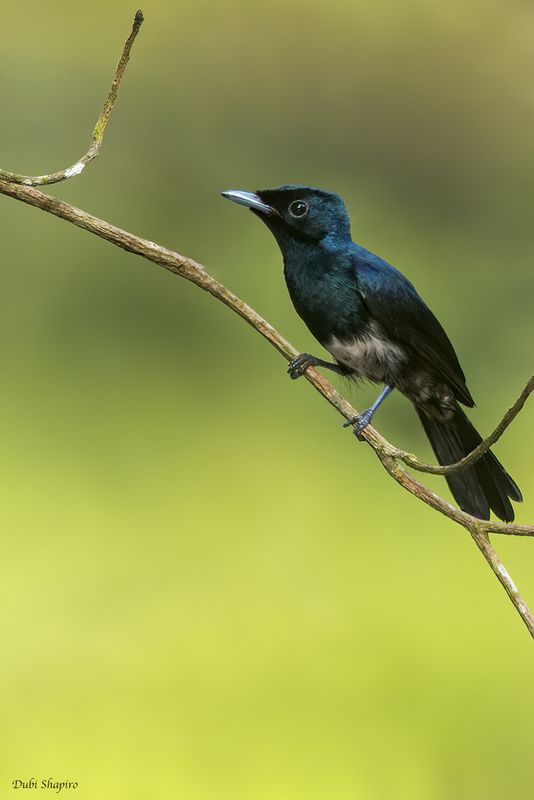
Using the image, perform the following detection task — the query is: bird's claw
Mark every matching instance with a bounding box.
[287,353,317,380]
[343,409,374,440]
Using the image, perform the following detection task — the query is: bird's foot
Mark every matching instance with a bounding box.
[287,353,319,380]
[343,409,374,441]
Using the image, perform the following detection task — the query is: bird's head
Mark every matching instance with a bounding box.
[221,185,351,247]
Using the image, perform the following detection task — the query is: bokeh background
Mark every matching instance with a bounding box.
[1,1,533,797]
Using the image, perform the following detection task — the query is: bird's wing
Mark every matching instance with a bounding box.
[353,251,474,406]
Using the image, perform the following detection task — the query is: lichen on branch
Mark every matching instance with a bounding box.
[0,11,143,187]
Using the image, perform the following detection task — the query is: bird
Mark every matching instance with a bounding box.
[222,185,522,522]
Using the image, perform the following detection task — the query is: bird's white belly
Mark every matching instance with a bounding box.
[326,321,408,383]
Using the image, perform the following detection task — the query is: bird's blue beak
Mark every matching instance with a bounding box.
[221,190,277,216]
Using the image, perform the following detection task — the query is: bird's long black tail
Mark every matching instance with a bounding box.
[415,404,522,522]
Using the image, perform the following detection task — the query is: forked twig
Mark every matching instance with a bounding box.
[0,11,143,186]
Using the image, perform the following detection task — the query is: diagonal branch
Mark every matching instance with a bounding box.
[0,11,143,186]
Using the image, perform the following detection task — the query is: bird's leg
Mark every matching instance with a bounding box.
[287,352,348,380]
[343,384,393,440]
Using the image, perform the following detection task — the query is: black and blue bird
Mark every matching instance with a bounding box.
[222,185,521,522]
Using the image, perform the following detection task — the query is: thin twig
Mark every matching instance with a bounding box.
[391,376,534,475]
[0,11,143,186]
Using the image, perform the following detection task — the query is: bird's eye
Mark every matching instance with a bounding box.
[288,200,309,219]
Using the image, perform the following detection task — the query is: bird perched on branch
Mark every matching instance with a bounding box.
[222,185,522,522]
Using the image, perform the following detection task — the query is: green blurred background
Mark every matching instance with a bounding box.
[1,1,533,797]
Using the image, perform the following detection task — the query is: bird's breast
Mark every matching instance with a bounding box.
[326,320,408,384]
[283,252,366,345]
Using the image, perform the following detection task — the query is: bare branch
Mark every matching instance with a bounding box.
[470,528,534,632]
[372,450,532,536]
[392,376,534,475]
[0,11,143,186]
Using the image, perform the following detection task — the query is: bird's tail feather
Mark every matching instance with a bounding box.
[415,404,522,522]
